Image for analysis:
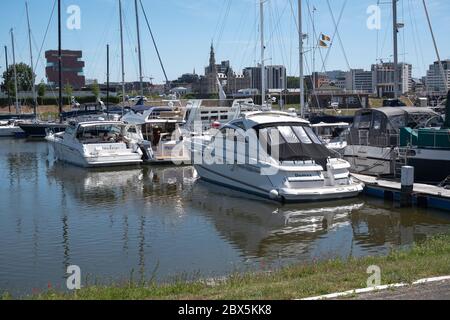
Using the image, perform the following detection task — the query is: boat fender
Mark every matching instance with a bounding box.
[269,189,279,200]
[326,163,336,186]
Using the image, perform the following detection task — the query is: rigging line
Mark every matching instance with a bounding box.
[212,0,229,42]
[267,0,289,68]
[236,8,257,72]
[215,0,233,54]
[288,0,298,32]
[422,0,447,91]
[400,0,406,62]
[122,6,140,82]
[408,0,425,75]
[379,4,392,61]
[89,4,116,83]
[139,0,169,85]
[305,1,327,75]
[320,0,347,72]
[33,0,56,74]
[376,0,380,62]
[288,0,300,76]
[229,1,252,65]
[325,0,350,70]
[325,0,364,106]
[304,0,322,111]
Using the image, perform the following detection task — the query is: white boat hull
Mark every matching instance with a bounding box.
[0,126,24,137]
[194,163,363,203]
[48,139,143,168]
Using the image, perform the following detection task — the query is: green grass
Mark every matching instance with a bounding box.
[7,234,450,300]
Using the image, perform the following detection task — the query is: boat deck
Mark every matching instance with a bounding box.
[352,173,450,212]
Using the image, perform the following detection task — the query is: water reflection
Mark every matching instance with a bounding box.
[1,139,450,296]
[188,181,365,260]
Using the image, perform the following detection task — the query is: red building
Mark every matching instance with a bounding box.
[45,50,85,89]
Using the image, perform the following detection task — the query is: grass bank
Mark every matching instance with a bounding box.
[6,235,450,300]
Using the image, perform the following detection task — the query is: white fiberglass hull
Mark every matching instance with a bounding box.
[0,126,24,137]
[194,163,363,203]
[48,138,143,168]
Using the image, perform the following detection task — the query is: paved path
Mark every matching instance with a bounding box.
[349,279,450,300]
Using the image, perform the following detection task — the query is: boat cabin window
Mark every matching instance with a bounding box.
[257,124,334,165]
[279,126,301,144]
[353,112,372,129]
[76,125,125,144]
[372,112,383,130]
[304,127,322,144]
[388,115,406,130]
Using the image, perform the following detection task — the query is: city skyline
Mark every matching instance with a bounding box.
[0,0,449,85]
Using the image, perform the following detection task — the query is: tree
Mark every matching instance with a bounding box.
[1,63,35,97]
[287,76,299,89]
[37,82,46,105]
[91,80,100,99]
[63,83,73,106]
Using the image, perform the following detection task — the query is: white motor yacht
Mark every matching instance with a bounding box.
[122,103,189,164]
[46,121,144,167]
[189,111,364,203]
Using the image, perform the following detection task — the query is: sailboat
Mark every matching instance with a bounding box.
[18,0,68,138]
[342,0,445,181]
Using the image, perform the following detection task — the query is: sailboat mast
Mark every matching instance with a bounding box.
[422,0,448,93]
[312,7,316,93]
[392,0,399,99]
[106,44,110,114]
[25,1,37,116]
[10,29,19,114]
[119,0,126,106]
[260,0,265,106]
[134,0,144,96]
[58,0,63,122]
[299,0,305,118]
[4,46,11,113]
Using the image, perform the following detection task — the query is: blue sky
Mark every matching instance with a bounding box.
[0,0,449,84]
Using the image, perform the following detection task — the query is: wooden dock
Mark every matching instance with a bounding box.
[352,173,450,212]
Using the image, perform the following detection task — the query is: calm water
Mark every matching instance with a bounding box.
[1,138,450,296]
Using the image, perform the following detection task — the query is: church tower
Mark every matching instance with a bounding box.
[202,43,218,94]
[205,43,217,75]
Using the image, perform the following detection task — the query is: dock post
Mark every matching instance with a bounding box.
[401,166,414,207]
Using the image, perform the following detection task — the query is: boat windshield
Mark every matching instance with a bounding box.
[257,124,335,166]
[76,124,125,144]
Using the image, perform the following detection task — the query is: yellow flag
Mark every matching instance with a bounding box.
[318,40,328,48]
[321,34,331,42]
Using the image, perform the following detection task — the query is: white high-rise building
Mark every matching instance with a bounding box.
[244,65,287,91]
[347,69,373,93]
[266,65,287,90]
[425,60,450,96]
[371,63,412,97]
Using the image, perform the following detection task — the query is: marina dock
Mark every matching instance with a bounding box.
[353,173,450,212]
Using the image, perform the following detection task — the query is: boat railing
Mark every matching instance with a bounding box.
[356,130,400,147]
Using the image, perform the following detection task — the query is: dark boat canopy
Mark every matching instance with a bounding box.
[349,107,440,147]
[255,124,335,167]
[352,107,439,131]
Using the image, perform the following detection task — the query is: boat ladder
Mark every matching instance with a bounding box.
[394,147,409,178]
